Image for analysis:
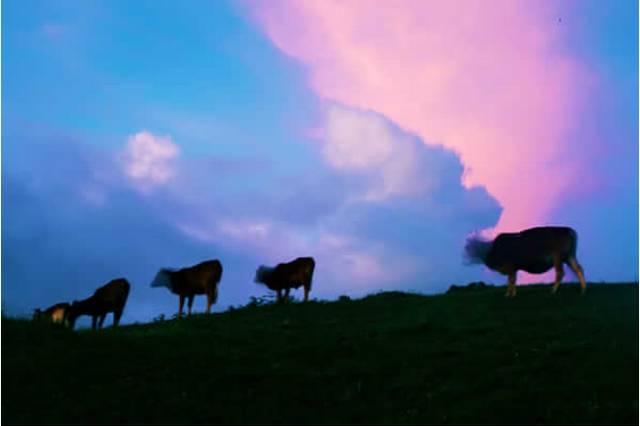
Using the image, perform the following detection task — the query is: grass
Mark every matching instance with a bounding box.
[2,283,638,424]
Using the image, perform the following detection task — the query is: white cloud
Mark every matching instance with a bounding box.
[121,131,180,192]
[323,104,452,201]
[169,104,501,296]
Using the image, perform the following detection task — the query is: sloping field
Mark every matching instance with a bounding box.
[2,283,638,424]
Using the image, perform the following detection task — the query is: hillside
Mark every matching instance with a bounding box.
[2,283,638,424]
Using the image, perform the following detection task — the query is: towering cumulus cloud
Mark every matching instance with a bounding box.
[246,0,591,232]
[187,103,502,295]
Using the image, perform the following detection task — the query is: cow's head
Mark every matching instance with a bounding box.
[254,265,273,284]
[464,234,492,265]
[150,269,173,290]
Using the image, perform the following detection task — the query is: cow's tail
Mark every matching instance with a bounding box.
[211,284,219,305]
[464,233,492,265]
[567,227,579,259]
[306,258,316,291]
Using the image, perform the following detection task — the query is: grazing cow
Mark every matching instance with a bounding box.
[254,257,315,303]
[67,278,131,329]
[33,303,70,326]
[465,226,587,298]
[150,259,223,316]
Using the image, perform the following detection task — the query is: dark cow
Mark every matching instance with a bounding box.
[67,278,131,329]
[465,226,587,298]
[33,302,70,326]
[254,257,315,303]
[151,259,223,316]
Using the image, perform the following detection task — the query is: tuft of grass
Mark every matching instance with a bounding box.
[2,283,638,424]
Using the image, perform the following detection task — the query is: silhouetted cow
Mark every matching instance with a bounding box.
[67,278,131,329]
[33,303,70,326]
[465,226,586,297]
[254,257,315,303]
[151,259,223,316]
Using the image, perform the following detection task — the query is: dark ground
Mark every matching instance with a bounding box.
[2,283,638,424]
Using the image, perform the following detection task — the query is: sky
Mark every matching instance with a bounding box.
[2,0,638,325]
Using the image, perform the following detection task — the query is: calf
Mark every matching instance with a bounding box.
[254,257,316,303]
[33,303,70,326]
[67,278,131,329]
[150,259,223,316]
[465,226,587,297]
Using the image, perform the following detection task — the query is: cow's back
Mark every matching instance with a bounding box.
[172,260,222,295]
[273,257,315,289]
[517,227,575,259]
[94,278,131,308]
[487,226,577,273]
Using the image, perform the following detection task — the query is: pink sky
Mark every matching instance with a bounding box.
[247,0,594,233]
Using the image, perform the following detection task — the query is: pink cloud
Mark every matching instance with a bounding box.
[246,0,594,234]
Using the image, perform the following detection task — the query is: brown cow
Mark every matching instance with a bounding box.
[465,226,587,298]
[150,259,223,316]
[254,257,315,303]
[33,303,70,326]
[66,278,131,329]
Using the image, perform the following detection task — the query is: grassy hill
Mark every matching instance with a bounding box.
[2,283,638,424]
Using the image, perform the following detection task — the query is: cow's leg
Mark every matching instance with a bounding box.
[91,316,98,330]
[178,295,185,317]
[187,295,195,316]
[568,258,587,295]
[304,285,310,302]
[113,307,123,327]
[277,289,282,303]
[284,288,291,303]
[98,314,106,329]
[551,260,565,294]
[206,293,213,314]
[506,272,517,298]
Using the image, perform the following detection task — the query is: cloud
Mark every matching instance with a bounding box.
[2,106,501,322]
[245,0,594,233]
[121,131,180,192]
[174,103,502,295]
[323,104,466,202]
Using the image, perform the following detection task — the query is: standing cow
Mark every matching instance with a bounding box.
[66,278,131,329]
[150,259,223,316]
[465,226,587,298]
[254,257,315,303]
[33,303,70,326]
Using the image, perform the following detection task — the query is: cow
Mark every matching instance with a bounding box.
[66,278,131,329]
[465,226,587,298]
[33,303,70,326]
[254,257,315,303]
[150,259,223,316]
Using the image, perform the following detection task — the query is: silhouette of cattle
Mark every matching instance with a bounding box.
[254,257,315,303]
[150,259,223,316]
[33,303,70,326]
[465,226,586,298]
[67,278,131,329]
